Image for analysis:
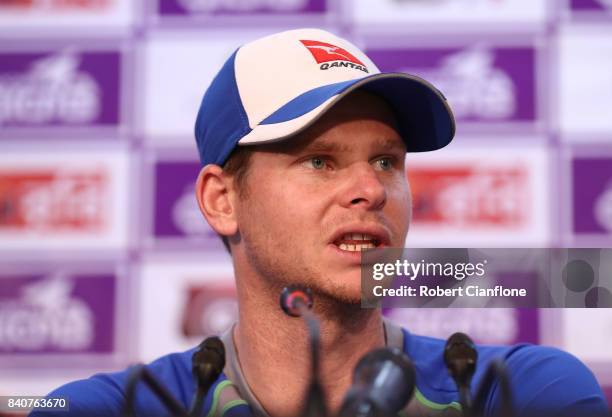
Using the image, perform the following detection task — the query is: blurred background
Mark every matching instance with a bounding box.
[0,0,612,408]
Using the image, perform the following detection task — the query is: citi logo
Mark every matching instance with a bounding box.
[300,40,369,73]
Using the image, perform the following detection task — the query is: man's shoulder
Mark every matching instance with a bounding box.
[30,348,199,417]
[399,325,594,377]
[399,326,609,416]
[498,344,608,416]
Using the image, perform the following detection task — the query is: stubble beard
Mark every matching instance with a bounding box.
[242,231,365,318]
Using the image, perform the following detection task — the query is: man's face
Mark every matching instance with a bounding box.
[232,91,411,303]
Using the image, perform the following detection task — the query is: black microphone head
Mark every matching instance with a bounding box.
[444,332,477,384]
[202,336,225,358]
[280,285,313,317]
[340,348,416,417]
[192,336,226,387]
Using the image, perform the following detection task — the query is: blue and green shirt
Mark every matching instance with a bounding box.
[30,321,609,417]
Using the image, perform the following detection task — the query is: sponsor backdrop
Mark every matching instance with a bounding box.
[1,0,612,404]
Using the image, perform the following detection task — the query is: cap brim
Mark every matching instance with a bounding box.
[238,72,456,153]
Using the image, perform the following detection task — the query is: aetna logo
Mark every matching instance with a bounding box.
[300,40,368,73]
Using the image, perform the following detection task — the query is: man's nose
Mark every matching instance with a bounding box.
[339,162,387,211]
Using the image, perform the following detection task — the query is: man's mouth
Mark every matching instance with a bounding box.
[333,233,380,252]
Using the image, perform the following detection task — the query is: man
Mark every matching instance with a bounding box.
[32,29,607,417]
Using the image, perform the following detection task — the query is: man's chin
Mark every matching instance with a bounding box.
[313,282,364,306]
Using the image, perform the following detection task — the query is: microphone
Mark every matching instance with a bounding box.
[280,285,313,317]
[279,285,328,417]
[444,332,477,416]
[189,336,226,417]
[339,348,416,417]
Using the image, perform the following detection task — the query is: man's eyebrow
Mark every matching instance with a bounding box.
[376,138,407,151]
[303,141,353,153]
[300,138,405,153]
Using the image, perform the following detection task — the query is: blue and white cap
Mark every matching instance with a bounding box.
[195,28,455,166]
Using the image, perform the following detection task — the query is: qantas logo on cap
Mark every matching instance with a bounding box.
[300,40,369,73]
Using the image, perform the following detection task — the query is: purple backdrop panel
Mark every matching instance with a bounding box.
[572,157,612,236]
[366,45,536,124]
[571,0,612,10]
[383,308,539,345]
[0,271,116,355]
[603,386,612,413]
[158,0,326,15]
[514,308,539,343]
[153,160,221,246]
[0,48,121,130]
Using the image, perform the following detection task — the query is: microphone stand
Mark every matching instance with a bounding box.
[280,286,328,417]
[124,336,225,417]
[124,365,191,417]
[472,359,514,417]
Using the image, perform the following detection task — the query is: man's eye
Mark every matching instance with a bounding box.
[305,157,327,170]
[374,157,393,171]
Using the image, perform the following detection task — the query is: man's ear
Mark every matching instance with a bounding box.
[195,164,238,237]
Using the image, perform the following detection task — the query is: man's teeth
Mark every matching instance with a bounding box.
[337,233,377,251]
[338,242,376,252]
[342,233,375,241]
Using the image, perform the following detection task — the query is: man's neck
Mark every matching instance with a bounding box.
[233,283,385,417]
